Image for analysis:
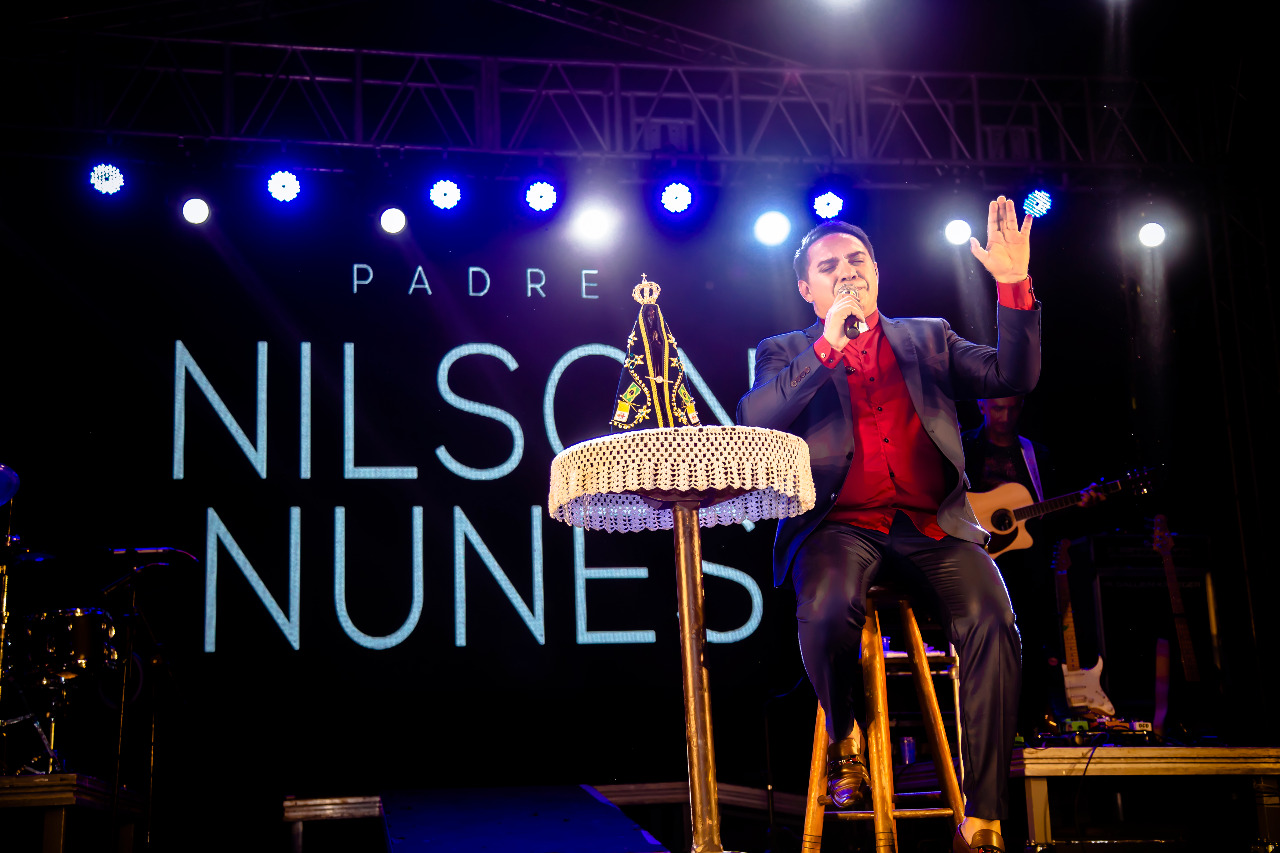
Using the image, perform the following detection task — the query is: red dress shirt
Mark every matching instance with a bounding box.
[811,278,1035,538]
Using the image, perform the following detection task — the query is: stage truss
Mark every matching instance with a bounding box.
[3,33,1205,189]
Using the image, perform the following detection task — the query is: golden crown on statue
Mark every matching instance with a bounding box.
[631,274,661,305]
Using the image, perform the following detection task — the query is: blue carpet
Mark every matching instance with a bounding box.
[382,785,670,852]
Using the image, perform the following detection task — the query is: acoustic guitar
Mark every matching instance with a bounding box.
[968,469,1152,558]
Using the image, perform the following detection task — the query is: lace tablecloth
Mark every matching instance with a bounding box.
[548,425,816,532]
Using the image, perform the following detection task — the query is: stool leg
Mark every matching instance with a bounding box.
[899,600,964,827]
[861,607,896,853]
[43,806,67,853]
[802,704,828,851]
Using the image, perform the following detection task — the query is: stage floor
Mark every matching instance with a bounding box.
[381,785,669,853]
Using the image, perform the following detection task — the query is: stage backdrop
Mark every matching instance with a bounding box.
[1,160,1167,841]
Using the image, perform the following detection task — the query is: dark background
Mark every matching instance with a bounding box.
[1,1,1275,850]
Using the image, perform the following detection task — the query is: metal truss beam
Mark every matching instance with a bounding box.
[21,0,363,37]
[3,34,1207,187]
[485,0,801,68]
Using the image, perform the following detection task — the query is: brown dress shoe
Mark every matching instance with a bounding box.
[825,738,869,809]
[952,826,1006,853]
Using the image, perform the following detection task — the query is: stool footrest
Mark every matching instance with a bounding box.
[819,791,941,807]
[829,806,955,821]
[894,790,942,801]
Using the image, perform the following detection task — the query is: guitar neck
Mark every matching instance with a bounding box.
[1162,553,1187,615]
[1012,478,1124,523]
[1162,550,1201,683]
[1054,566,1081,671]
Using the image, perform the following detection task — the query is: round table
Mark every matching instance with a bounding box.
[549,425,816,853]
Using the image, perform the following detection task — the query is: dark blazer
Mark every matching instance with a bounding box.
[736,305,1042,587]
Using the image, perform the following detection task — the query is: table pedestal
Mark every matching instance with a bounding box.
[548,426,816,853]
[673,502,725,853]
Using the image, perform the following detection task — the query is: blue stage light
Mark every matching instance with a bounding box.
[661,182,692,213]
[430,180,461,210]
[1138,222,1166,247]
[944,219,972,245]
[267,171,300,202]
[813,191,844,219]
[89,163,124,195]
[754,211,791,246]
[526,181,557,212]
[182,198,210,224]
[1023,189,1052,218]
[380,208,407,234]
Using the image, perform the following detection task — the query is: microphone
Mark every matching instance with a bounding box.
[837,283,865,339]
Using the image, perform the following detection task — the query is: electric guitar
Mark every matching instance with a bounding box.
[968,469,1152,558]
[1153,515,1199,684]
[1053,538,1116,716]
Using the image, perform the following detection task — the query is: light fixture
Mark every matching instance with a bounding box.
[1138,222,1166,248]
[380,207,407,234]
[570,205,620,245]
[813,192,844,219]
[1022,190,1052,218]
[182,198,210,224]
[944,219,972,245]
[267,171,300,202]
[525,181,557,212]
[753,211,792,246]
[661,182,692,214]
[430,180,461,210]
[89,163,124,195]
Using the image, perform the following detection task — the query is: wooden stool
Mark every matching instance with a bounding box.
[800,585,965,852]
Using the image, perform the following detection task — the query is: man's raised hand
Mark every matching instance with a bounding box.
[969,195,1032,283]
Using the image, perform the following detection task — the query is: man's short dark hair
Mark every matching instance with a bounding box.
[793,220,876,282]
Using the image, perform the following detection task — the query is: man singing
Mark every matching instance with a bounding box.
[736,197,1039,853]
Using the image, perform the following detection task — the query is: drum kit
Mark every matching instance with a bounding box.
[0,463,167,778]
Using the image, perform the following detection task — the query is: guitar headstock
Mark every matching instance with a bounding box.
[1052,537,1072,575]
[1153,514,1174,557]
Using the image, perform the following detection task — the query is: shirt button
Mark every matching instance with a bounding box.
[889,471,896,479]
[876,406,883,412]
[869,377,875,382]
[883,437,889,443]
[846,366,854,374]
[829,492,838,501]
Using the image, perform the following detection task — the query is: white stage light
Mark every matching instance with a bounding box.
[89,163,124,195]
[754,211,791,246]
[944,219,972,245]
[526,181,557,212]
[1138,222,1166,247]
[182,198,210,224]
[813,192,844,219]
[430,180,461,210]
[570,205,620,245]
[268,171,300,202]
[661,182,692,213]
[381,207,407,234]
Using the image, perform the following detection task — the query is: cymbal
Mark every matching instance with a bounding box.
[0,464,17,505]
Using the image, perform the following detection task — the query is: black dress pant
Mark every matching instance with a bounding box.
[792,511,1021,821]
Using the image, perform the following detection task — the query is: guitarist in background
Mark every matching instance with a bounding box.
[963,395,1106,736]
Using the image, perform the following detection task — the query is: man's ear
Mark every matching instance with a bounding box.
[797,279,813,303]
